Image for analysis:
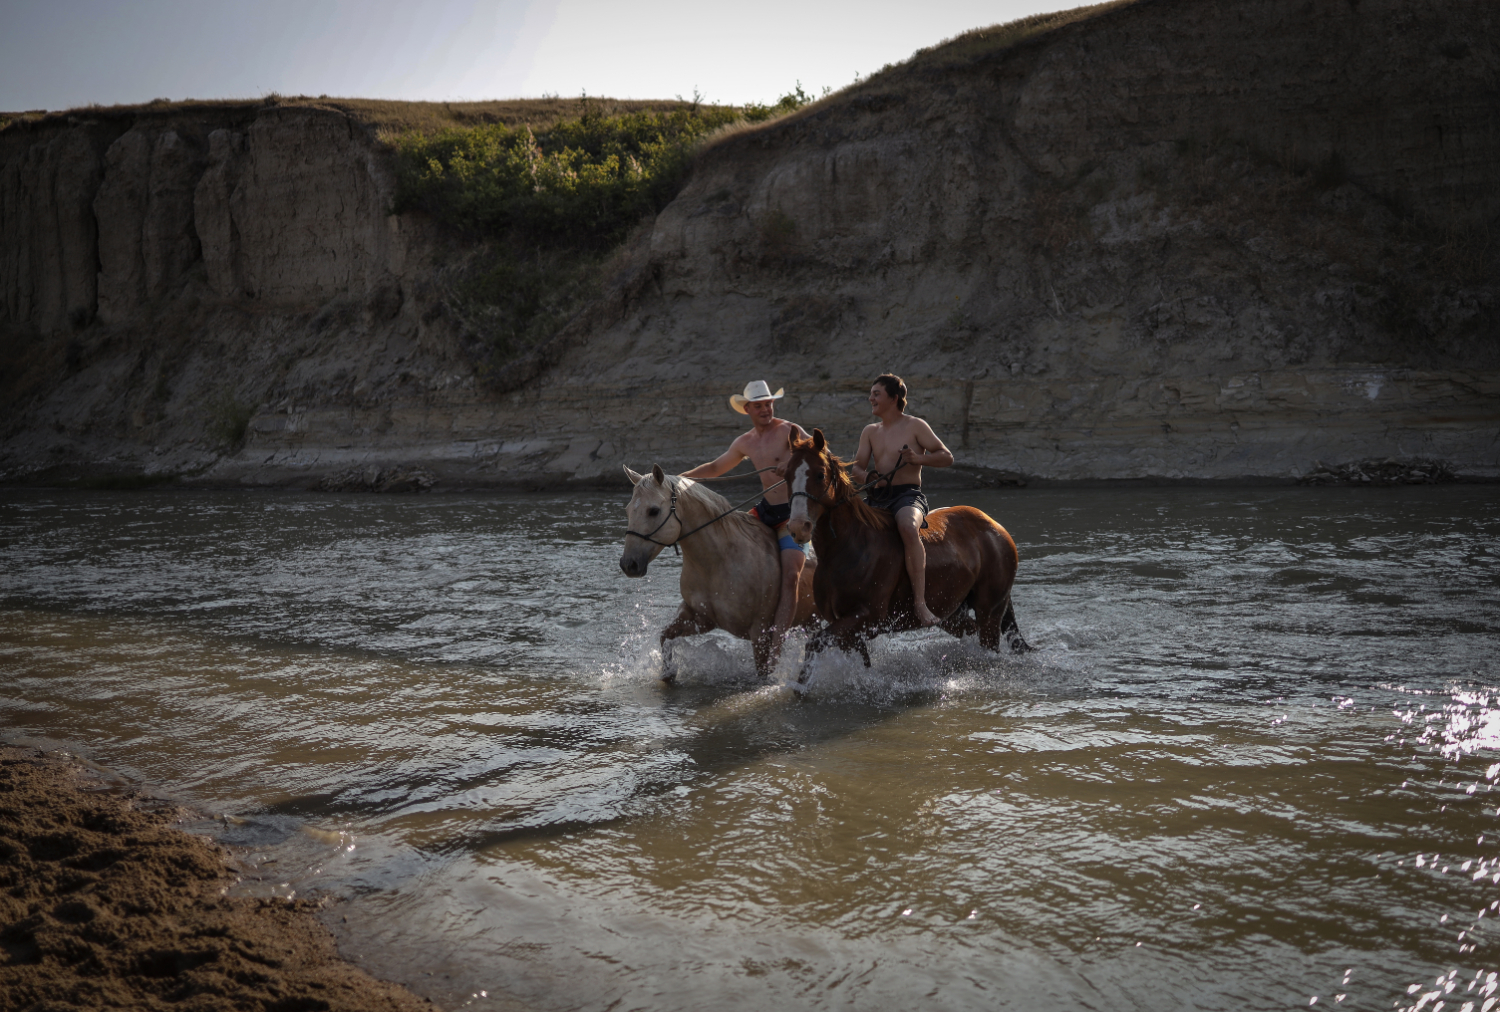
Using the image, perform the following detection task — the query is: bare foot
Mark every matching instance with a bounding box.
[915,605,942,627]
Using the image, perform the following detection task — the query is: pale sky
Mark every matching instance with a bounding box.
[1,0,1073,112]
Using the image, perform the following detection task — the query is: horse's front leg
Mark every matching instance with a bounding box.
[659,606,713,683]
[794,625,832,690]
[796,614,872,688]
[752,633,778,683]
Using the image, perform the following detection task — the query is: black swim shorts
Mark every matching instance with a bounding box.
[866,483,929,528]
[750,498,805,553]
[752,498,792,527]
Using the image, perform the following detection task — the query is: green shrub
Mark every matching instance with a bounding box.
[396,100,739,248]
[394,89,814,377]
[393,88,817,246]
[742,82,815,123]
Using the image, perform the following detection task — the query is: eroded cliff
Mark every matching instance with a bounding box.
[2,0,1497,489]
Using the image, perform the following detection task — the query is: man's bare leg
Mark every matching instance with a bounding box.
[896,506,941,626]
[765,546,806,668]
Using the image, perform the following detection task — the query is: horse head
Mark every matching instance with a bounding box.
[620,463,679,577]
[786,429,845,543]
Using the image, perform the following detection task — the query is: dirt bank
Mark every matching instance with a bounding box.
[1,0,1496,488]
[0,744,434,1012]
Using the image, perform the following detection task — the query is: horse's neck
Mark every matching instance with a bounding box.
[673,486,733,552]
[815,497,876,553]
[675,486,760,568]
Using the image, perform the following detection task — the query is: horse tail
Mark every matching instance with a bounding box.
[1000,595,1031,654]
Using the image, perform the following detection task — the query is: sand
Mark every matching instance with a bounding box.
[0,744,434,1012]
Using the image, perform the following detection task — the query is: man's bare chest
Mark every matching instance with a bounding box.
[870,423,919,461]
[743,429,793,467]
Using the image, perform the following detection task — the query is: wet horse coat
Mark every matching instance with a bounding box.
[784,431,1027,672]
[619,464,817,680]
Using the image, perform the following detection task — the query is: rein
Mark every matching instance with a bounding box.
[626,477,787,555]
[690,465,780,482]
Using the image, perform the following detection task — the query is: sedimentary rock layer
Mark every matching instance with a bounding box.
[1,0,1496,488]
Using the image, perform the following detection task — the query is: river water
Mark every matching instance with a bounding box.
[2,485,1498,1011]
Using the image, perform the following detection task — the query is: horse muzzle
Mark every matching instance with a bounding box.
[619,553,650,578]
[787,517,814,544]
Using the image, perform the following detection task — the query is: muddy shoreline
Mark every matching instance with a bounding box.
[0,742,435,1012]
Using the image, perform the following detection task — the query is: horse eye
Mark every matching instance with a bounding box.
[647,507,661,517]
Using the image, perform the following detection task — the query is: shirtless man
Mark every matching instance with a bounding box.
[850,373,954,627]
[682,380,810,659]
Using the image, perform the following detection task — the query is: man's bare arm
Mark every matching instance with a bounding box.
[907,419,954,468]
[681,439,747,479]
[850,425,876,484]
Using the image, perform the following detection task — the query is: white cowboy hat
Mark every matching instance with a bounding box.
[729,380,785,414]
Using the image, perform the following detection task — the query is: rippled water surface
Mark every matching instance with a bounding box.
[3,485,1499,1011]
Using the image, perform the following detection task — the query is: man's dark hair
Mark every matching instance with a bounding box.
[874,373,907,412]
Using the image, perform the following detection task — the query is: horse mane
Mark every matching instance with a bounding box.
[665,474,733,515]
[789,435,894,531]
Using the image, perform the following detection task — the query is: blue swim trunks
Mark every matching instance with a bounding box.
[750,498,806,553]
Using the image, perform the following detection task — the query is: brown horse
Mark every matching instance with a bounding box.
[784,430,1027,679]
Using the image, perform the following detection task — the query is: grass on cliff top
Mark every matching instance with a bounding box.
[324,96,718,141]
[0,93,765,139]
[910,0,1140,66]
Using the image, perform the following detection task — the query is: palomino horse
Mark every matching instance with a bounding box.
[784,431,1027,677]
[619,464,818,681]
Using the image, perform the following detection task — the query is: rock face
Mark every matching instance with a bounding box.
[1,0,1497,489]
[0,103,443,484]
[195,112,409,306]
[94,128,203,320]
[1,126,102,334]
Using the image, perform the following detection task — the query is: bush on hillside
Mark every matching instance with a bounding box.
[399,101,736,247]
[393,89,814,383]
[742,82,816,124]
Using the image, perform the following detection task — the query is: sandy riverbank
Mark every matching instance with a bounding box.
[0,743,434,1012]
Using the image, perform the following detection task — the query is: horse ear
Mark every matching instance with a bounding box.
[652,463,666,484]
[623,465,643,486]
[812,428,826,452]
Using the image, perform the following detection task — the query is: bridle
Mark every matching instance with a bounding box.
[625,484,684,549]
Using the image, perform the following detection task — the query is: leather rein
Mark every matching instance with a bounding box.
[626,471,787,556]
[627,450,905,554]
